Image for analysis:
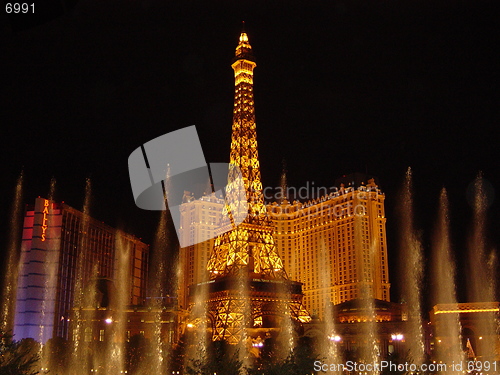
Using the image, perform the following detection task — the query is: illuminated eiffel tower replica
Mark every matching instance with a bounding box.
[193,28,310,345]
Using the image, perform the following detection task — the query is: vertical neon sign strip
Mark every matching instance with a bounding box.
[41,199,49,241]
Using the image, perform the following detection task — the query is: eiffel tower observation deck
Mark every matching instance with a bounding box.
[190,27,310,345]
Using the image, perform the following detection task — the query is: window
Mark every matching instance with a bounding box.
[84,327,92,342]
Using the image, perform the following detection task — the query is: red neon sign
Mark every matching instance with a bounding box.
[41,199,49,241]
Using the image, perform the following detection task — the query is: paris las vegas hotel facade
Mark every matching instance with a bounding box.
[178,32,391,321]
[179,176,390,320]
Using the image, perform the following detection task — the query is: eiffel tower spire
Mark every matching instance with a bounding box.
[200,28,310,345]
[230,28,265,219]
[207,29,285,279]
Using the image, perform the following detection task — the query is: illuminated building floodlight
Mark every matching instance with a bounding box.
[391,333,404,341]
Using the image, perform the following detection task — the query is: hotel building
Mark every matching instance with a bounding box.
[178,173,390,320]
[14,197,149,343]
[430,302,500,360]
[268,173,390,319]
[178,192,225,310]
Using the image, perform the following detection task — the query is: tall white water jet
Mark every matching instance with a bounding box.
[358,238,380,374]
[183,191,213,370]
[237,271,252,372]
[271,163,296,362]
[397,168,424,365]
[146,208,169,375]
[318,237,342,374]
[70,178,93,375]
[184,279,209,371]
[466,173,498,359]
[143,164,179,374]
[430,188,465,369]
[86,265,100,374]
[467,174,495,303]
[273,215,294,361]
[0,172,24,334]
[277,300,295,361]
[102,230,131,374]
[276,250,295,361]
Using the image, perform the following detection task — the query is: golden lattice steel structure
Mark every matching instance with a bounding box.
[198,29,310,345]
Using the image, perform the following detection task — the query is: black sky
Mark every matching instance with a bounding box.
[1,0,499,306]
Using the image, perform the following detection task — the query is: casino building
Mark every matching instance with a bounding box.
[178,174,390,321]
[13,197,149,343]
[178,193,225,311]
[269,173,390,319]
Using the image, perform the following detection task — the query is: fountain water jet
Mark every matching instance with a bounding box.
[277,300,296,360]
[146,164,178,375]
[237,271,252,371]
[430,188,465,369]
[318,237,343,373]
[275,167,295,358]
[466,173,498,359]
[398,167,425,366]
[184,281,209,371]
[275,274,296,362]
[467,174,495,304]
[101,230,131,374]
[147,209,170,374]
[0,172,24,334]
[70,178,94,375]
[358,238,381,374]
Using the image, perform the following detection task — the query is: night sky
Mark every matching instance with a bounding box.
[1,0,499,308]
